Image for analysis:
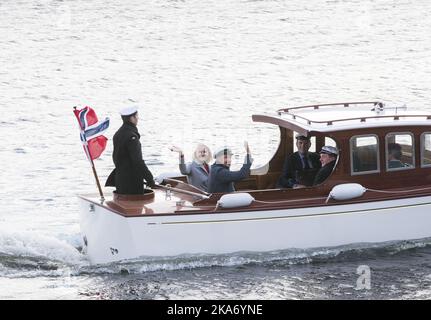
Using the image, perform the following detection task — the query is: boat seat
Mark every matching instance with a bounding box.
[235,177,258,191]
[255,172,279,189]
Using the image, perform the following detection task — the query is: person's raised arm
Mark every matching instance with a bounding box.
[170,146,191,175]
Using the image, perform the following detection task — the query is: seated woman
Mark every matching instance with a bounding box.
[170,144,212,192]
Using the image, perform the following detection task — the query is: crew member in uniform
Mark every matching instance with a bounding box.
[106,106,155,194]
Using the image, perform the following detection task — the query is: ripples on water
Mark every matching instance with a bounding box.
[1,0,431,299]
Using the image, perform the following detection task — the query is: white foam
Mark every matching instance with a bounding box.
[0,228,84,265]
[82,248,344,274]
[82,239,431,274]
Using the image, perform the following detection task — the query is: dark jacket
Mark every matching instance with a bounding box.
[277,152,321,188]
[313,160,336,186]
[105,122,154,194]
[207,155,252,193]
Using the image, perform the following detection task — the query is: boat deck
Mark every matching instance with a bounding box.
[79,186,329,217]
[79,182,431,218]
[89,189,204,216]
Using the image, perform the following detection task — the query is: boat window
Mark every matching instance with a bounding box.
[385,133,415,171]
[309,136,316,152]
[350,135,379,175]
[421,133,431,167]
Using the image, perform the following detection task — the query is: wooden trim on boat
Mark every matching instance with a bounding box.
[113,190,155,201]
[160,200,431,225]
[78,186,431,218]
[252,114,309,135]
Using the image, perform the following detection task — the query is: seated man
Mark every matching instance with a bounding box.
[277,135,321,188]
[313,146,338,186]
[207,143,253,193]
[387,143,410,169]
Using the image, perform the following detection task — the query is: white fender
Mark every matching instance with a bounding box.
[217,193,255,208]
[329,183,366,201]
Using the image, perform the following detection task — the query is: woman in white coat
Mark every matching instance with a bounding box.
[170,144,212,192]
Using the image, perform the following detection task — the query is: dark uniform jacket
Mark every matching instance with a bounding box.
[105,122,154,194]
[207,155,252,193]
[277,152,321,188]
[313,160,336,186]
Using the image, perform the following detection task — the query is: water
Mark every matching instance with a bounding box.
[1,0,431,299]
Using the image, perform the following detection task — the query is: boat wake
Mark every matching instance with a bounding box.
[0,229,85,278]
[81,238,431,275]
[2,229,431,277]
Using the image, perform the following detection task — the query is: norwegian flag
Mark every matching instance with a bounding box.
[73,106,109,160]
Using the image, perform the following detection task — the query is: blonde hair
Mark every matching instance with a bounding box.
[193,143,212,164]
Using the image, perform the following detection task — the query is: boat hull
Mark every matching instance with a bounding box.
[78,196,431,264]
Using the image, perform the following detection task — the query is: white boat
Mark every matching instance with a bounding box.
[78,101,431,264]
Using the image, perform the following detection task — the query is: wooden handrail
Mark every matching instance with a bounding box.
[163,178,210,196]
[154,184,210,200]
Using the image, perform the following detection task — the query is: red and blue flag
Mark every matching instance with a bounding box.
[73,106,109,160]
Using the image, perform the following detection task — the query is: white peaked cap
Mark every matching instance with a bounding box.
[119,106,138,116]
[319,145,339,156]
[214,146,233,158]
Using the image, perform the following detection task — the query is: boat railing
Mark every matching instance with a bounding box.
[276,101,431,126]
[162,178,210,196]
[277,101,383,114]
[155,184,210,200]
[154,178,210,200]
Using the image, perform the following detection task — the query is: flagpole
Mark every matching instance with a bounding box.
[74,106,105,202]
[88,154,105,202]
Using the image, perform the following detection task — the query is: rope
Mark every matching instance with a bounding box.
[366,187,431,194]
[325,186,431,204]
[176,204,217,209]
[176,186,431,210]
[175,203,221,212]
[253,198,325,205]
